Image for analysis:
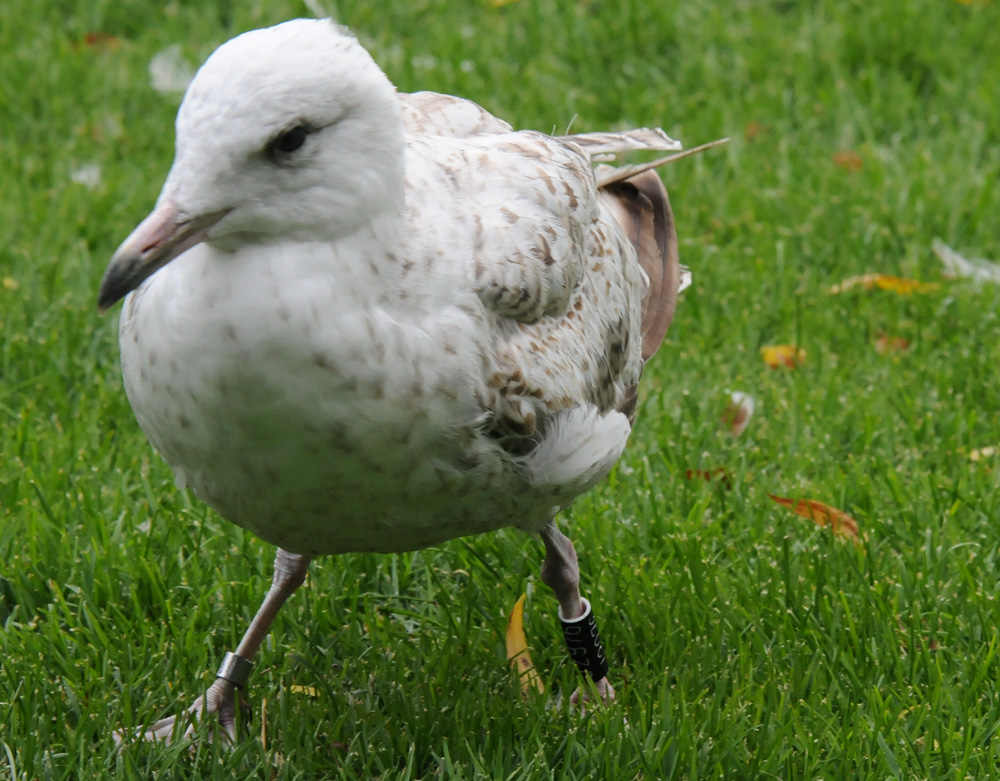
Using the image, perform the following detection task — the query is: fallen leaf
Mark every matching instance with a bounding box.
[83,32,121,50]
[769,494,860,541]
[2,277,18,291]
[970,446,999,462]
[874,333,910,354]
[722,391,755,435]
[933,238,1000,285]
[833,150,863,172]
[744,121,766,141]
[261,696,267,749]
[761,344,805,369]
[684,468,733,488]
[289,685,320,697]
[829,274,940,295]
[506,593,544,696]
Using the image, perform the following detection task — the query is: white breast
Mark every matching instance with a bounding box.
[118,233,542,555]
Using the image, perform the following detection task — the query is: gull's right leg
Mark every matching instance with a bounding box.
[117,548,311,745]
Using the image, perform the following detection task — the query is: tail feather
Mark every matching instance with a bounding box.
[587,135,725,358]
[570,130,721,419]
[600,170,682,363]
[594,138,729,188]
[559,128,682,157]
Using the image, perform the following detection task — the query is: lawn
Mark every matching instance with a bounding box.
[2,0,1000,778]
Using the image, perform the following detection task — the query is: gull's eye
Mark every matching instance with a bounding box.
[267,124,310,162]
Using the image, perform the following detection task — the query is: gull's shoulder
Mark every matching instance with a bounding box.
[400,91,513,138]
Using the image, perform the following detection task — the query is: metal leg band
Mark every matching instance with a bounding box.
[558,597,610,682]
[216,651,254,689]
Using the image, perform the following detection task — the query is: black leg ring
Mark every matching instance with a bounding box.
[559,597,609,682]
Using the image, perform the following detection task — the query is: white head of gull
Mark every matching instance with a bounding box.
[99,18,691,743]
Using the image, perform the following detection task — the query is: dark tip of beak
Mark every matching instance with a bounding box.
[97,205,231,312]
[97,265,135,314]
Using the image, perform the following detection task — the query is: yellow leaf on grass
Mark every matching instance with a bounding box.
[829,274,939,295]
[769,494,860,541]
[970,446,999,462]
[506,593,544,696]
[2,277,18,291]
[761,344,806,369]
[289,685,320,697]
[261,696,267,750]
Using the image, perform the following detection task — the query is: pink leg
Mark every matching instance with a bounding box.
[538,523,615,705]
[119,548,311,744]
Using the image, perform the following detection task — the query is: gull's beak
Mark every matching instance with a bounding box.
[97,203,231,312]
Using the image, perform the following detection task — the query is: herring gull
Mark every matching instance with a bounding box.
[98,18,695,742]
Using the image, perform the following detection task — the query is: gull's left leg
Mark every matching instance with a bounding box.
[119,548,312,744]
[539,522,615,705]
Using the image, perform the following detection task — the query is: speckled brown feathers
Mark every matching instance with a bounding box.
[398,94,685,452]
[98,22,702,737]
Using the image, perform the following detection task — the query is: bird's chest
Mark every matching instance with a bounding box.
[117,252,508,554]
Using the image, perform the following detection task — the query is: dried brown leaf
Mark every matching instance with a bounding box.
[684,468,733,488]
[744,121,767,141]
[83,32,122,50]
[874,333,910,354]
[768,494,860,542]
[833,150,863,172]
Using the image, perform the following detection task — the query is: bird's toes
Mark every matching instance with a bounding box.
[113,681,250,746]
[568,676,616,712]
[147,714,195,743]
[215,689,252,742]
[113,713,191,746]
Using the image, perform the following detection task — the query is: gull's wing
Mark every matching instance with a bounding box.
[601,170,680,362]
[401,100,686,457]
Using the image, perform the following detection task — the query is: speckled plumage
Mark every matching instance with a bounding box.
[98,18,697,740]
[105,20,686,558]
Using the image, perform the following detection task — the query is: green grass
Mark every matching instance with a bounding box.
[2,0,1000,777]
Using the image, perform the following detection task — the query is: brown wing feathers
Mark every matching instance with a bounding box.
[602,170,681,362]
[599,170,680,424]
